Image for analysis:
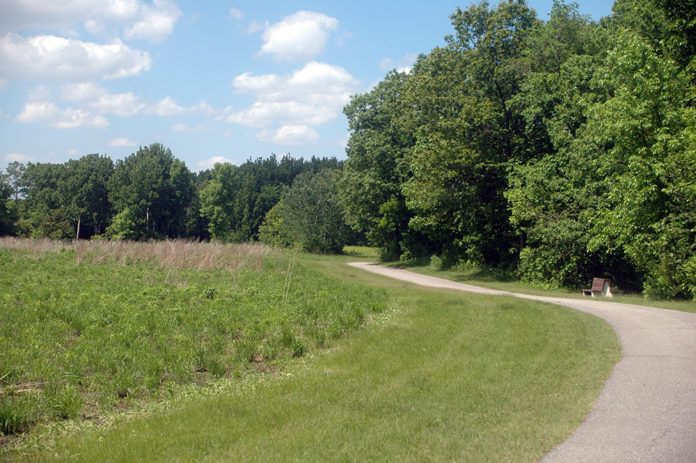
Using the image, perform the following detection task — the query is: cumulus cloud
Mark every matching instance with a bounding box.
[61,82,145,116]
[15,101,108,128]
[108,137,138,147]
[124,0,181,42]
[0,0,180,42]
[228,61,359,128]
[260,11,338,62]
[256,125,319,146]
[146,96,184,116]
[146,96,216,117]
[0,34,151,81]
[195,156,236,171]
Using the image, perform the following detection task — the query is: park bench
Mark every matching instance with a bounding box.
[583,278,613,297]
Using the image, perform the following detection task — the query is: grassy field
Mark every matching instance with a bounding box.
[388,258,696,314]
[0,239,386,450]
[2,243,620,462]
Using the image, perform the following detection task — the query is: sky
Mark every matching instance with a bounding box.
[0,1,614,172]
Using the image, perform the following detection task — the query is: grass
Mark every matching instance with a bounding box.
[387,258,696,314]
[4,245,621,462]
[0,240,387,449]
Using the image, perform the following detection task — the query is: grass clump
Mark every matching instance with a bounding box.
[0,240,387,446]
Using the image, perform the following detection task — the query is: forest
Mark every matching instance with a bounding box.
[1,0,695,299]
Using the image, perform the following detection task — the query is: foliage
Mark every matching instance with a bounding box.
[271,169,351,254]
[198,155,341,242]
[340,71,422,261]
[106,144,193,240]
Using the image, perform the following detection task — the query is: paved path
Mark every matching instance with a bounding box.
[348,262,696,462]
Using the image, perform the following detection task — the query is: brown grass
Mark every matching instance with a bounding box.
[0,237,271,272]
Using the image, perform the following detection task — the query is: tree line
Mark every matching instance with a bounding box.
[1,0,694,298]
[339,0,695,298]
[0,146,346,253]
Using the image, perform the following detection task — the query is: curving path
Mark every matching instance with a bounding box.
[348,262,696,462]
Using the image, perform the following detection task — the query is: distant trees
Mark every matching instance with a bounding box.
[0,144,346,252]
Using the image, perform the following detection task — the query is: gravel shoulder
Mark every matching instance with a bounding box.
[348,262,696,463]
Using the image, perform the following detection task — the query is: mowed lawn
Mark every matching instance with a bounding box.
[19,253,620,463]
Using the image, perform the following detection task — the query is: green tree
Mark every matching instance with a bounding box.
[60,154,113,239]
[0,170,16,235]
[278,169,350,254]
[340,71,422,261]
[107,144,192,240]
[402,0,538,266]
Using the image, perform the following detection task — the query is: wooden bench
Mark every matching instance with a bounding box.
[583,278,613,297]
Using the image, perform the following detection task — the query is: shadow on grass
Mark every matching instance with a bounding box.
[388,256,515,284]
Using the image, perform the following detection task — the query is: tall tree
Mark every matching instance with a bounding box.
[340,71,422,261]
[60,154,113,239]
[403,0,538,265]
[107,144,192,240]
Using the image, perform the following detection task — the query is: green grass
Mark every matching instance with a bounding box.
[0,242,386,448]
[387,259,696,313]
[5,250,621,462]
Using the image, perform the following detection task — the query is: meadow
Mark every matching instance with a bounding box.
[0,239,386,444]
[1,240,620,462]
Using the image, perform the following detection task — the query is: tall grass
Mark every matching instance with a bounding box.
[0,240,386,445]
[0,237,269,272]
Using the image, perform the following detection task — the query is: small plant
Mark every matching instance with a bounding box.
[202,287,217,300]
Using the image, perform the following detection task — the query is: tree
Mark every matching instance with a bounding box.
[0,170,15,236]
[60,154,113,239]
[107,144,192,240]
[275,169,350,254]
[402,0,538,266]
[340,70,425,261]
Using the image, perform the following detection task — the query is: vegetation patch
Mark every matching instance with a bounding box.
[28,255,620,462]
[0,240,386,446]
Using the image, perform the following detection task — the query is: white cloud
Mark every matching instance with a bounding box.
[256,125,319,146]
[61,82,145,116]
[228,61,359,128]
[15,101,109,128]
[260,11,338,62]
[4,152,36,163]
[0,0,179,42]
[124,0,181,43]
[146,96,216,117]
[108,137,137,147]
[380,53,418,73]
[195,156,236,171]
[229,101,336,128]
[229,8,245,21]
[0,34,151,81]
[146,96,185,116]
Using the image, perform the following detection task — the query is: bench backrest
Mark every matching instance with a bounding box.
[591,278,610,292]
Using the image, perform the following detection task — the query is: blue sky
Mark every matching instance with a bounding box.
[0,1,613,171]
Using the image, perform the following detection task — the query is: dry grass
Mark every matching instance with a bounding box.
[0,237,271,272]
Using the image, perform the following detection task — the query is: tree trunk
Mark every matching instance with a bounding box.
[76,216,81,241]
